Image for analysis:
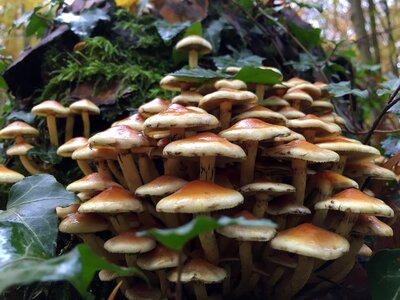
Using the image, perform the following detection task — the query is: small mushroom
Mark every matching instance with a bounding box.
[175,35,212,69]
[69,99,100,138]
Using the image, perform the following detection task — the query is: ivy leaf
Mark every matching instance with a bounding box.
[55,8,110,39]
[381,136,400,156]
[0,174,76,256]
[235,0,254,12]
[0,222,143,296]
[367,249,400,300]
[288,22,321,49]
[204,19,225,53]
[25,13,49,37]
[324,81,369,99]
[377,78,400,97]
[184,21,203,37]
[170,67,226,82]
[6,111,35,124]
[154,20,191,42]
[28,145,62,164]
[234,66,282,84]
[213,54,264,70]
[138,216,276,250]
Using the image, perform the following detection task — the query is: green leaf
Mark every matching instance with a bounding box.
[13,10,34,27]
[367,249,400,300]
[286,53,319,72]
[324,81,369,99]
[28,145,62,164]
[213,54,264,70]
[25,13,49,37]
[288,22,321,49]
[184,21,203,37]
[234,66,282,84]
[0,77,7,89]
[377,78,400,97]
[154,20,191,42]
[170,67,226,82]
[6,111,35,124]
[235,0,254,12]
[204,19,225,53]
[138,216,276,250]
[0,174,76,256]
[55,8,110,39]
[0,222,143,296]
[381,136,400,156]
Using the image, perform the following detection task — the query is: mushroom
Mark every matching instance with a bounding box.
[320,113,346,128]
[254,66,283,102]
[0,121,39,143]
[160,75,200,92]
[279,106,306,120]
[69,99,100,138]
[138,98,170,119]
[156,180,244,264]
[305,100,334,116]
[0,164,24,183]
[220,118,291,185]
[167,258,226,300]
[232,105,288,126]
[287,82,322,100]
[283,89,313,111]
[215,79,247,91]
[56,204,80,219]
[264,140,340,205]
[112,113,145,131]
[64,107,75,142]
[31,100,69,146]
[172,91,203,106]
[175,35,212,69]
[6,142,42,174]
[57,137,88,158]
[66,172,121,195]
[124,282,161,300]
[260,96,289,111]
[270,223,349,299]
[343,160,397,186]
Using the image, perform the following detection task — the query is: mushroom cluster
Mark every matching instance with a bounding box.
[1,35,398,299]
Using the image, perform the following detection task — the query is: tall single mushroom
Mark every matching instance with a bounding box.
[0,121,39,143]
[175,35,212,69]
[6,142,42,174]
[69,99,100,138]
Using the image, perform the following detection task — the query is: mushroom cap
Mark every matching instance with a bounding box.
[267,195,311,216]
[72,144,118,160]
[358,244,372,257]
[287,83,321,100]
[78,186,144,214]
[77,191,98,201]
[89,125,149,150]
[264,139,340,163]
[137,245,182,270]
[232,105,287,126]
[352,214,393,236]
[156,180,244,213]
[272,130,305,143]
[316,137,380,160]
[57,137,88,157]
[310,170,359,190]
[175,35,212,54]
[144,104,219,131]
[98,270,119,281]
[163,132,246,159]
[314,188,394,217]
[135,175,188,197]
[69,99,100,115]
[112,113,145,131]
[172,91,203,106]
[167,258,226,283]
[199,88,258,111]
[31,100,69,117]
[66,172,121,192]
[283,77,309,88]
[344,161,397,181]
[215,79,247,90]
[287,114,341,138]
[219,118,291,142]
[320,113,346,128]
[0,121,39,139]
[216,211,276,241]
[138,98,170,118]
[160,75,198,92]
[125,283,161,300]
[283,89,313,109]
[239,179,295,196]
[225,66,241,75]
[6,142,33,156]
[56,204,80,219]
[305,100,334,115]
[104,231,156,254]
[279,106,306,119]
[0,164,24,183]
[58,212,108,233]
[270,223,350,260]
[260,96,290,110]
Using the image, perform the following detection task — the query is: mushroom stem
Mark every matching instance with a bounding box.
[96,160,113,179]
[332,156,347,174]
[46,115,59,146]
[118,153,142,193]
[276,256,314,299]
[267,266,285,291]
[125,254,137,267]
[292,159,307,205]
[233,241,253,296]
[188,49,199,69]
[312,209,328,227]
[193,282,208,300]
[199,156,216,181]
[356,175,368,187]
[292,100,301,110]
[65,115,75,142]
[197,212,219,264]
[15,135,24,144]
[303,129,316,143]
[77,159,93,175]
[220,101,233,130]
[82,111,91,138]
[336,212,358,237]
[138,156,153,183]
[240,141,258,186]
[157,270,168,296]
[164,158,181,177]
[253,193,270,218]
[79,233,120,264]
[255,84,265,103]
[222,264,231,296]
[107,160,127,186]
[19,155,42,174]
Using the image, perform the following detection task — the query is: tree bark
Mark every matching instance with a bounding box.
[349,0,373,63]
[379,0,398,75]
[367,0,381,68]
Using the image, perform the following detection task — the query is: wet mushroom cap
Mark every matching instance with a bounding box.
[167,258,226,283]
[6,142,33,156]
[199,88,258,111]
[287,83,321,100]
[78,186,144,213]
[163,132,246,159]
[137,245,183,270]
[261,96,290,110]
[305,100,334,115]
[156,180,244,213]
[69,99,100,115]
[172,91,203,106]
[358,244,373,257]
[314,188,394,217]
[271,223,350,260]
[0,121,39,139]
[138,98,170,118]
[31,100,69,117]
[283,89,314,110]
[239,180,295,195]
[175,35,212,54]
[72,144,118,160]
[287,114,341,138]
[232,106,288,126]
[57,137,88,157]
[352,215,393,236]
[0,164,24,183]
[66,172,121,192]
[310,170,359,190]
[316,137,380,160]
[112,114,145,131]
[135,175,188,197]
[344,161,397,181]
[279,106,306,119]
[215,79,247,90]
[104,231,156,254]
[58,212,109,233]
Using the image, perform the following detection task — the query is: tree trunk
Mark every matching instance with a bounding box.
[380,0,398,75]
[367,0,381,68]
[349,0,373,63]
